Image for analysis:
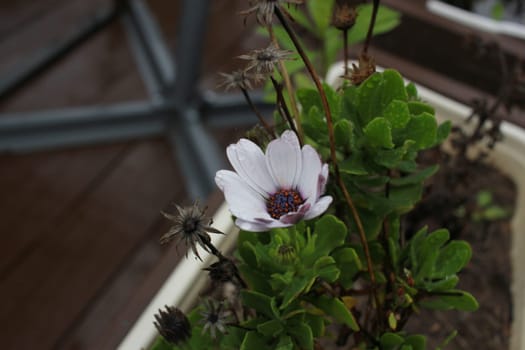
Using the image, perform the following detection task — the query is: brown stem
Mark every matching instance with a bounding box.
[274,4,381,328]
[362,0,380,56]
[270,76,300,139]
[343,28,349,76]
[240,88,276,137]
[268,25,304,143]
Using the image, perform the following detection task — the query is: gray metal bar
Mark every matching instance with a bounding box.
[167,107,225,200]
[169,0,210,102]
[0,4,119,100]
[122,13,164,104]
[0,101,166,153]
[127,0,176,90]
[201,90,275,127]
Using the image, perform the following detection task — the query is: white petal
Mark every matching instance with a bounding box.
[235,218,288,232]
[215,170,271,220]
[304,196,333,220]
[226,139,276,196]
[297,144,322,200]
[266,130,302,189]
[318,163,329,197]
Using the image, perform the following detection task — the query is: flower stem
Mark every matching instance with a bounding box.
[362,0,380,56]
[270,75,300,141]
[275,4,381,324]
[343,28,349,76]
[268,25,304,143]
[240,87,276,137]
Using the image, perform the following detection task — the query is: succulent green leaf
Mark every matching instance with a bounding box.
[406,82,418,99]
[407,101,435,115]
[313,215,347,257]
[310,296,360,331]
[288,322,314,350]
[433,241,472,278]
[420,290,479,312]
[435,120,452,144]
[281,276,315,309]
[257,319,284,338]
[313,256,340,282]
[275,335,294,350]
[390,165,439,186]
[241,290,280,319]
[241,331,268,350]
[383,99,410,129]
[380,332,405,349]
[332,247,362,289]
[403,112,438,149]
[364,117,394,148]
[405,335,427,350]
[334,119,354,150]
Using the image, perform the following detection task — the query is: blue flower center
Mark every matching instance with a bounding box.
[266,189,304,219]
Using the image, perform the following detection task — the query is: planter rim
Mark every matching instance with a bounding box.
[426,0,525,40]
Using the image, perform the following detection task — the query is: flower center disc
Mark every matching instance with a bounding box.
[266,189,304,219]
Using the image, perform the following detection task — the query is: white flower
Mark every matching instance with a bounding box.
[215,130,333,232]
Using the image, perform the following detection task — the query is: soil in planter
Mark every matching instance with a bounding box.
[403,150,517,350]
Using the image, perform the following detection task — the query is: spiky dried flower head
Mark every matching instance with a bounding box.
[154,306,191,345]
[160,202,223,261]
[349,53,376,85]
[238,44,295,75]
[199,299,232,339]
[240,0,304,26]
[204,258,239,284]
[218,70,260,91]
[332,2,358,31]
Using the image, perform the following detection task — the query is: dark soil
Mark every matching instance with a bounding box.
[403,149,517,349]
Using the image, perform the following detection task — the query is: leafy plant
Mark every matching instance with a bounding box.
[150,1,479,349]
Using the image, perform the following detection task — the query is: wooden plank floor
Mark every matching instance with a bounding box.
[0,1,255,349]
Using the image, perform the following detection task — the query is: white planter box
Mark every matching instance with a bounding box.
[120,65,525,349]
[426,0,525,40]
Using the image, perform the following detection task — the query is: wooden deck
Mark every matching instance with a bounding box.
[0,1,523,349]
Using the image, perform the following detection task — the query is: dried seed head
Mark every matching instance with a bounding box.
[349,53,376,85]
[199,299,232,339]
[154,306,191,345]
[160,202,223,261]
[240,0,304,26]
[239,44,295,75]
[333,2,358,31]
[204,258,239,284]
[218,70,259,91]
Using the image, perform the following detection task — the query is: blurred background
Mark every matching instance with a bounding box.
[0,0,523,349]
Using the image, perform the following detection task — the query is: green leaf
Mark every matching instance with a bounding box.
[257,319,284,337]
[424,275,459,292]
[435,120,451,144]
[288,322,314,350]
[407,101,435,115]
[340,155,369,175]
[406,82,418,99]
[307,0,335,34]
[364,117,394,148]
[304,314,325,338]
[241,331,268,350]
[405,335,427,350]
[390,165,439,186]
[482,206,509,220]
[383,99,410,129]
[415,229,450,281]
[477,190,493,207]
[348,5,401,45]
[334,119,354,150]
[275,335,294,350]
[310,296,360,331]
[241,290,280,319]
[297,88,322,114]
[433,241,472,278]
[281,276,315,309]
[403,112,437,149]
[313,215,348,257]
[332,248,362,289]
[421,290,479,312]
[380,332,405,349]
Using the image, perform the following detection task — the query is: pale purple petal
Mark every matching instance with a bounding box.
[279,203,311,224]
[236,217,290,231]
[304,196,333,220]
[226,139,277,196]
[297,144,322,200]
[266,130,302,189]
[318,164,329,198]
[215,170,271,221]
